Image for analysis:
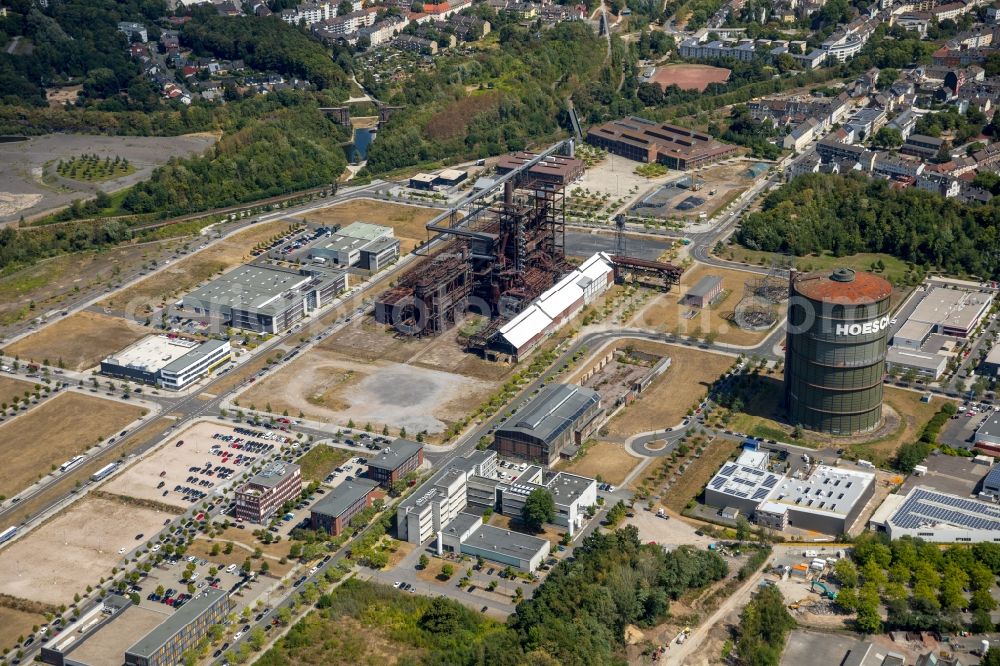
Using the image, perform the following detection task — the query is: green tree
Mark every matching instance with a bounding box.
[522,488,555,532]
[735,514,751,542]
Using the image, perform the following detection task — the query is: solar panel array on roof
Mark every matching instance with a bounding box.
[891,487,1000,531]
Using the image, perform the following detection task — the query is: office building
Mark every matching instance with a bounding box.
[310,478,379,535]
[439,513,550,572]
[493,383,603,465]
[234,462,301,523]
[101,336,231,390]
[309,221,399,271]
[396,467,467,544]
[365,438,423,488]
[180,265,347,333]
[885,346,948,380]
[586,116,738,170]
[125,589,231,666]
[497,467,597,535]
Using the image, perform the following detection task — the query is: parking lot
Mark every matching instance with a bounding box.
[900,452,992,496]
[939,402,997,450]
[101,420,283,509]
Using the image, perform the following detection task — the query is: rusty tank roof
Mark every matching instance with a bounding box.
[791,268,892,305]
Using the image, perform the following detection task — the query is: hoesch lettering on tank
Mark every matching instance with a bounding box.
[784,268,893,436]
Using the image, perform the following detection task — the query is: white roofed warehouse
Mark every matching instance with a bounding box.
[101,335,231,390]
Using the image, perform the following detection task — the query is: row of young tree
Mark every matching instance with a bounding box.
[829,534,1000,634]
[735,172,1000,279]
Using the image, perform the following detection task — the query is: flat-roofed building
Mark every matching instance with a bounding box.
[586,116,739,170]
[704,457,784,517]
[365,438,423,488]
[396,467,467,544]
[976,413,1000,452]
[310,222,399,270]
[760,465,875,535]
[497,466,597,535]
[902,133,945,159]
[682,275,723,307]
[493,383,603,465]
[101,336,231,389]
[440,514,550,571]
[124,589,231,666]
[981,344,1000,376]
[180,264,347,333]
[310,478,379,535]
[234,462,301,523]
[885,346,948,380]
[870,486,1000,542]
[409,173,437,190]
[907,285,993,338]
[495,151,585,186]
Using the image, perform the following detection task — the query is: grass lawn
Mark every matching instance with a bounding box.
[716,246,912,285]
[560,441,642,486]
[724,378,946,466]
[297,444,352,483]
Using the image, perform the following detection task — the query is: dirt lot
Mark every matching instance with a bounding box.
[0,133,218,223]
[605,342,735,438]
[301,199,441,254]
[318,316,509,381]
[99,219,295,312]
[101,420,253,509]
[0,391,145,499]
[651,64,731,92]
[5,310,153,371]
[626,507,715,550]
[630,262,777,346]
[0,495,172,606]
[240,344,498,435]
[560,442,642,485]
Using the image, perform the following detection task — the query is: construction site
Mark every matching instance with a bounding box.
[374,142,684,361]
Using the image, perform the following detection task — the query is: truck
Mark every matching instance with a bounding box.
[803,549,818,558]
[312,257,328,265]
[656,507,667,519]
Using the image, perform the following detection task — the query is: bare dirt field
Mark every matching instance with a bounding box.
[5,310,152,370]
[99,219,296,312]
[651,64,731,92]
[240,344,497,434]
[301,199,441,254]
[630,160,754,221]
[0,496,172,606]
[0,375,34,407]
[0,391,145,499]
[45,85,82,107]
[560,442,642,485]
[319,316,510,381]
[630,262,777,346]
[0,606,45,651]
[0,133,218,223]
[185,537,295,578]
[606,342,734,438]
[101,420,250,509]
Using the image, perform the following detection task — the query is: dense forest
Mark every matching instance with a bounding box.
[734,585,796,666]
[258,527,729,665]
[179,13,352,97]
[120,103,349,216]
[361,21,608,174]
[735,173,1000,279]
[0,0,166,107]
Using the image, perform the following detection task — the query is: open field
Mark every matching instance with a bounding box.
[726,381,945,465]
[0,241,186,329]
[101,420,253,509]
[301,199,441,254]
[0,375,34,407]
[0,133,218,223]
[0,607,46,652]
[560,442,642,485]
[297,444,351,483]
[0,391,145,499]
[630,262,777,345]
[5,310,152,371]
[98,219,295,312]
[664,436,740,512]
[0,496,171,606]
[605,342,735,438]
[240,343,498,434]
[717,246,913,286]
[651,64,731,92]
